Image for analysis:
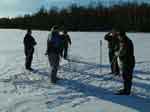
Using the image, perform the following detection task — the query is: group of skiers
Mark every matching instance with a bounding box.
[23,26,135,95]
[23,26,71,83]
[104,29,135,95]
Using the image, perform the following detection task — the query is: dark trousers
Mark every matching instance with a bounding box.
[109,51,119,74]
[61,47,68,59]
[64,47,68,59]
[48,53,60,82]
[25,48,34,69]
[122,68,133,93]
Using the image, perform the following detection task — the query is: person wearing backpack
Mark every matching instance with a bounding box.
[45,26,63,83]
[23,29,37,71]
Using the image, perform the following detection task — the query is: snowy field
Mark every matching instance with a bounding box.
[0,29,150,112]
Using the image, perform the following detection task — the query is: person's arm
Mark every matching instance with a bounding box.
[68,35,72,45]
[32,36,37,46]
[104,32,112,41]
[23,36,27,46]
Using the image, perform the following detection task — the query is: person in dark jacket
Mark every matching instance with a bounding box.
[104,29,120,75]
[115,31,135,95]
[23,29,37,71]
[61,30,72,59]
[45,26,63,83]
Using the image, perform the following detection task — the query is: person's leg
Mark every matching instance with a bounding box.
[48,53,60,83]
[51,54,60,83]
[51,66,58,83]
[121,69,133,95]
[113,59,120,75]
[115,71,126,95]
[28,49,34,69]
[60,48,63,57]
[25,49,34,70]
[25,55,29,69]
[109,51,114,73]
[64,47,68,59]
[123,69,133,94]
[25,49,29,69]
[28,55,33,68]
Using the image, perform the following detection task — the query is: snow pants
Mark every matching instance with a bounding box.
[25,48,34,69]
[60,47,69,59]
[122,68,133,94]
[48,53,60,82]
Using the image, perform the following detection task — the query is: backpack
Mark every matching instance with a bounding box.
[48,32,63,48]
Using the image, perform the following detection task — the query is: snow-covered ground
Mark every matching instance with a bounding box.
[0,29,150,112]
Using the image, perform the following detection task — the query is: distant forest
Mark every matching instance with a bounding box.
[0,1,150,32]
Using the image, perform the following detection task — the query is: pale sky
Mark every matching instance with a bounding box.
[0,0,149,18]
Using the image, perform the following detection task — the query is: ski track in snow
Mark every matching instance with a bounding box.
[0,30,150,112]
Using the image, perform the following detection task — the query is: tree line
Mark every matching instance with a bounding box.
[0,1,150,32]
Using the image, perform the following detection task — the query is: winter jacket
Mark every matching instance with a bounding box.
[104,33,119,52]
[24,34,37,55]
[118,37,135,70]
[46,32,63,55]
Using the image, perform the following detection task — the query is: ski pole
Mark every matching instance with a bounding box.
[110,54,120,75]
[99,40,103,74]
[111,55,118,65]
